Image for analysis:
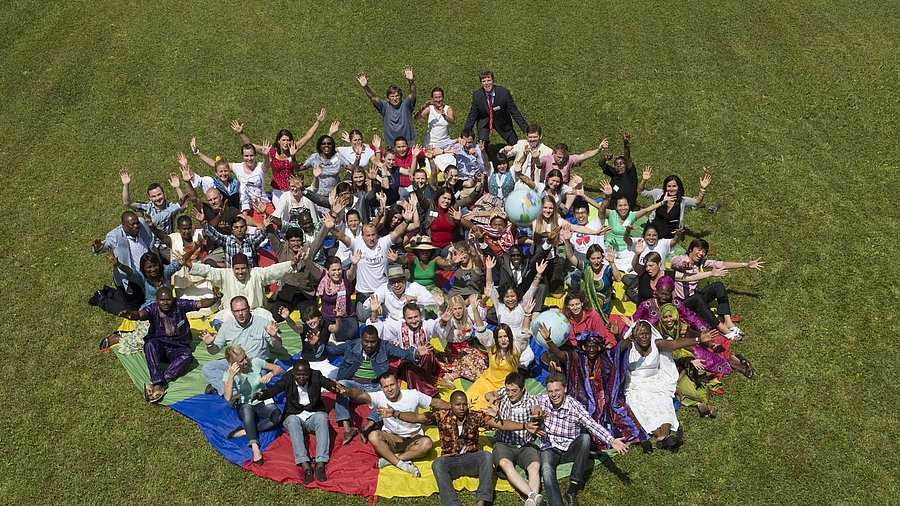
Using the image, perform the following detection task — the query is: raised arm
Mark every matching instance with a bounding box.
[403,65,416,103]
[334,382,373,405]
[357,72,380,105]
[322,213,351,247]
[190,137,217,168]
[294,108,327,150]
[634,194,672,220]
[636,166,653,195]
[576,138,609,161]
[605,248,623,282]
[693,171,711,207]
[119,170,140,209]
[230,120,263,153]
[540,322,568,364]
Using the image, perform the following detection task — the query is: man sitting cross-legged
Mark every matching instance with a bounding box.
[253,359,340,484]
[328,324,432,446]
[334,370,449,478]
[483,371,544,506]
[389,389,538,506]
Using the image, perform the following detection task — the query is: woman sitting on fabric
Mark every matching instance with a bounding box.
[447,241,484,298]
[406,235,452,290]
[560,238,621,317]
[432,294,491,388]
[223,344,285,465]
[100,250,187,352]
[636,168,711,239]
[598,179,670,272]
[622,320,715,450]
[654,304,723,418]
[542,323,650,451]
[561,291,615,349]
[466,321,525,410]
[278,305,339,379]
[632,276,753,379]
[310,254,362,342]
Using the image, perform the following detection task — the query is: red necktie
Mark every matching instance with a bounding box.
[487,93,494,132]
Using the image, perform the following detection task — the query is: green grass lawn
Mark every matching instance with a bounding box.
[1,0,897,504]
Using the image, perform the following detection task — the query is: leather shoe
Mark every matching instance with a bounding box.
[315,462,327,482]
[565,492,579,506]
[301,465,314,484]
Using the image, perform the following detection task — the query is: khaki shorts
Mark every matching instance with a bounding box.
[380,431,430,453]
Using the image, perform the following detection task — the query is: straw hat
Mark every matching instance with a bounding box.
[410,236,437,251]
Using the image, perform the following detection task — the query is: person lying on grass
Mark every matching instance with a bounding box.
[117,290,218,403]
[223,344,284,466]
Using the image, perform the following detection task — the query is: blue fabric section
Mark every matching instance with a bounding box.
[528,339,551,386]
[169,394,285,466]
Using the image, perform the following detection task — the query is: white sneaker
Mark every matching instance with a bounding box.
[525,493,537,506]
[533,492,544,506]
[375,457,390,469]
[397,460,421,478]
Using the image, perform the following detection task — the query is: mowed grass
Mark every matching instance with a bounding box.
[1,1,897,504]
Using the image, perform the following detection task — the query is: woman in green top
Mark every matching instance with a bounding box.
[223,344,285,465]
[408,235,452,290]
[599,179,670,271]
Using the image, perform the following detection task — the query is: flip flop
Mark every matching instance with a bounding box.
[148,386,167,404]
[98,332,120,352]
[735,354,754,380]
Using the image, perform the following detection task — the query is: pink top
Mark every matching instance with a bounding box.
[538,153,585,183]
[669,255,726,301]
[269,146,296,191]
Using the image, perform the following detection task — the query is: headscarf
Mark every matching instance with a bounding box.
[575,330,604,345]
[656,303,682,340]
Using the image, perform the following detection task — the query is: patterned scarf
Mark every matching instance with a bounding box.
[399,322,427,350]
[481,223,516,255]
[316,274,346,318]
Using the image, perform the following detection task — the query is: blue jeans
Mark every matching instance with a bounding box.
[432,451,495,506]
[540,433,591,505]
[283,412,331,464]
[334,380,382,424]
[202,359,230,396]
[238,402,282,446]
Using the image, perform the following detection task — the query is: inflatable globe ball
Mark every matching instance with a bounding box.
[531,308,571,348]
[504,189,541,226]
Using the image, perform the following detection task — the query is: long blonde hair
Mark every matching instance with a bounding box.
[533,196,560,236]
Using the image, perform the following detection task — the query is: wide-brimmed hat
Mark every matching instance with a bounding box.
[410,236,436,251]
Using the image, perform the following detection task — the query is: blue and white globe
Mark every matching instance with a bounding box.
[504,189,541,226]
[530,308,571,348]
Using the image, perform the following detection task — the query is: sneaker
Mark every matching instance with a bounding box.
[526,491,544,506]
[375,457,390,469]
[397,460,421,478]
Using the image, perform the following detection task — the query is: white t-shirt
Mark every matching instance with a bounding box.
[570,217,606,263]
[352,234,394,293]
[368,389,433,437]
[230,162,267,211]
[337,146,376,168]
[636,238,674,267]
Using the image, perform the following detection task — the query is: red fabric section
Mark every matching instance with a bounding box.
[244,393,379,499]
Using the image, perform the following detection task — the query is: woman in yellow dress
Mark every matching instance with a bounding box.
[465,322,523,410]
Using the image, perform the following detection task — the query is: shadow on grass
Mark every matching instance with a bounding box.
[587,452,632,485]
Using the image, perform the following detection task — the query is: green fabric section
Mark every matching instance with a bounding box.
[114,318,303,406]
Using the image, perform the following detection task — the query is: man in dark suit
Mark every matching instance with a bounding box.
[463,70,529,151]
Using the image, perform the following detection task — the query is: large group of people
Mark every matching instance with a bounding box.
[90,68,764,506]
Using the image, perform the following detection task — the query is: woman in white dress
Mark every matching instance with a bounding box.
[417,87,456,169]
[622,319,714,450]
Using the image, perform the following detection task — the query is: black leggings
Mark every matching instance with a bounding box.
[683,282,731,329]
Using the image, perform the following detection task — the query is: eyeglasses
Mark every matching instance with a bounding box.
[389,278,405,285]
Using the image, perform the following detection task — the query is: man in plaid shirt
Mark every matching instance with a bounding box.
[534,373,629,506]
[202,216,267,268]
[388,389,536,506]
[484,372,544,506]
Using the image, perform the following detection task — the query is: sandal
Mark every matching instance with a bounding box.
[98,332,120,352]
[360,421,377,444]
[148,385,167,404]
[342,427,358,445]
[735,354,754,380]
